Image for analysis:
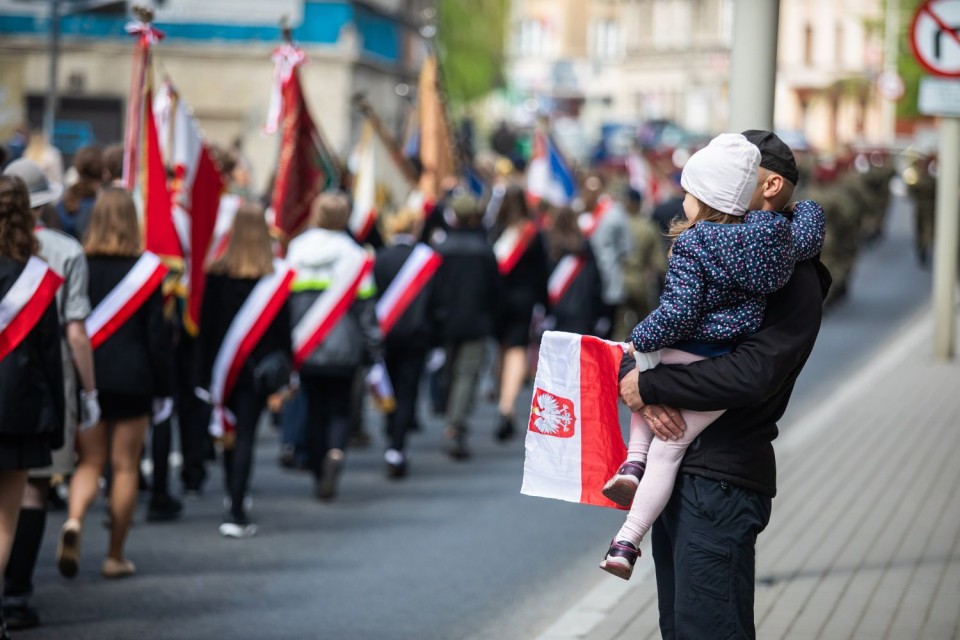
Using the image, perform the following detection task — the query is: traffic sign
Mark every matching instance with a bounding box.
[910,0,960,77]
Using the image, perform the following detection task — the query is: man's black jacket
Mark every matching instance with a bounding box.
[635,258,831,497]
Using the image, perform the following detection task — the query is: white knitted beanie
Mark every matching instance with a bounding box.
[680,133,761,216]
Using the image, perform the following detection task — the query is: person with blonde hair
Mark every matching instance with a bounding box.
[287,191,380,500]
[0,175,64,640]
[373,207,440,477]
[57,188,172,579]
[197,203,293,537]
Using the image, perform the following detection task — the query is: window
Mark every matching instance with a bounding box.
[590,19,622,60]
[804,24,814,67]
[835,23,845,67]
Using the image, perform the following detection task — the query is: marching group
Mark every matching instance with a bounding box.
[0,133,669,635]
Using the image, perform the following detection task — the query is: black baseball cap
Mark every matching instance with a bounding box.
[741,130,799,186]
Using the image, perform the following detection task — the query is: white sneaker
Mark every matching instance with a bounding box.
[219,520,257,538]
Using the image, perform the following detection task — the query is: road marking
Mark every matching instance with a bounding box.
[534,303,938,640]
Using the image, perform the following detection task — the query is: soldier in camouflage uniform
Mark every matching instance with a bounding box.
[906,156,936,267]
[616,188,667,340]
[859,153,896,243]
[809,161,861,306]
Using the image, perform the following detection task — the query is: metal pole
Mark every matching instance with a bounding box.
[43,0,61,141]
[880,0,900,143]
[932,117,960,360]
[727,0,780,132]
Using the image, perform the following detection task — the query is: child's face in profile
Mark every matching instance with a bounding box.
[682,192,699,222]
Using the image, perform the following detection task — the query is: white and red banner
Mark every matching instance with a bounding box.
[0,257,64,363]
[375,243,442,336]
[85,252,168,350]
[494,221,537,276]
[154,81,225,334]
[291,250,374,370]
[264,42,307,135]
[208,260,295,436]
[521,331,627,509]
[579,196,613,239]
[547,255,585,307]
[350,120,378,242]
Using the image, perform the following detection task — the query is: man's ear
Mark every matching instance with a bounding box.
[762,174,784,200]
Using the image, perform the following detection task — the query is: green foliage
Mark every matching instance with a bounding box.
[436,0,508,107]
[894,0,926,119]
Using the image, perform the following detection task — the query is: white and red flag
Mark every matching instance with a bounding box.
[207,260,295,437]
[578,195,613,239]
[0,257,63,362]
[291,250,374,370]
[521,331,627,509]
[547,255,585,307]
[493,221,538,276]
[375,243,442,336]
[85,252,168,350]
[153,81,225,335]
[350,120,378,242]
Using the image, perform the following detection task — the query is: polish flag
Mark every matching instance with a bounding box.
[154,81,225,334]
[493,220,538,276]
[547,255,585,307]
[521,331,627,509]
[375,243,442,336]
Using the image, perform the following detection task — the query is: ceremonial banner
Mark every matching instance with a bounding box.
[375,243,442,336]
[291,250,374,370]
[0,257,64,362]
[269,45,339,238]
[85,252,168,350]
[350,120,378,242]
[416,55,457,202]
[208,260,295,436]
[547,255,585,307]
[521,331,627,509]
[154,81,225,334]
[493,221,537,276]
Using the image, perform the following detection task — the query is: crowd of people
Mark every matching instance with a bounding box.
[0,119,931,638]
[0,129,672,636]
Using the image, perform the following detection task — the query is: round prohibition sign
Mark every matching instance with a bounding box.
[910,0,960,77]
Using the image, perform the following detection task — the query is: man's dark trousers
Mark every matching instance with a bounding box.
[652,473,772,639]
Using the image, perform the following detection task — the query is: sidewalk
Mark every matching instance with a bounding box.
[538,306,960,640]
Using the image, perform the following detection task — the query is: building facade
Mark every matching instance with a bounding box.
[506,0,889,152]
[0,0,431,194]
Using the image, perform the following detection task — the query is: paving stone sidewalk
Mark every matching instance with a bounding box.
[547,311,960,640]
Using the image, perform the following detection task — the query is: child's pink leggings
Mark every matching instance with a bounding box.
[616,348,725,546]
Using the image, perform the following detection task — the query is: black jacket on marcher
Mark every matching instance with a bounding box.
[87,255,173,398]
[635,257,831,497]
[198,273,293,393]
[548,243,604,336]
[0,257,65,444]
[374,240,438,351]
[433,226,501,343]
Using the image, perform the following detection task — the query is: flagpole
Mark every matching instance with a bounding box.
[122,5,156,192]
[351,93,420,188]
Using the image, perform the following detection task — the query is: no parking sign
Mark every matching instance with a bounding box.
[910,0,960,77]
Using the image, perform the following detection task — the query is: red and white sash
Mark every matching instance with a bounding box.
[548,255,586,307]
[0,257,64,362]
[85,252,168,350]
[208,260,296,436]
[578,196,613,239]
[375,243,442,336]
[292,250,374,370]
[494,221,538,275]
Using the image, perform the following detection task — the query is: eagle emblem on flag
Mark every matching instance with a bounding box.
[529,388,576,438]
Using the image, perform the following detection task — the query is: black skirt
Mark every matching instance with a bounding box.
[0,435,53,471]
[98,392,152,422]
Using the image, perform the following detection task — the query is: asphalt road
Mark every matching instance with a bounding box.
[19,196,932,640]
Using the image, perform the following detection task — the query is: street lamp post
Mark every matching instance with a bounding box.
[727,0,780,132]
